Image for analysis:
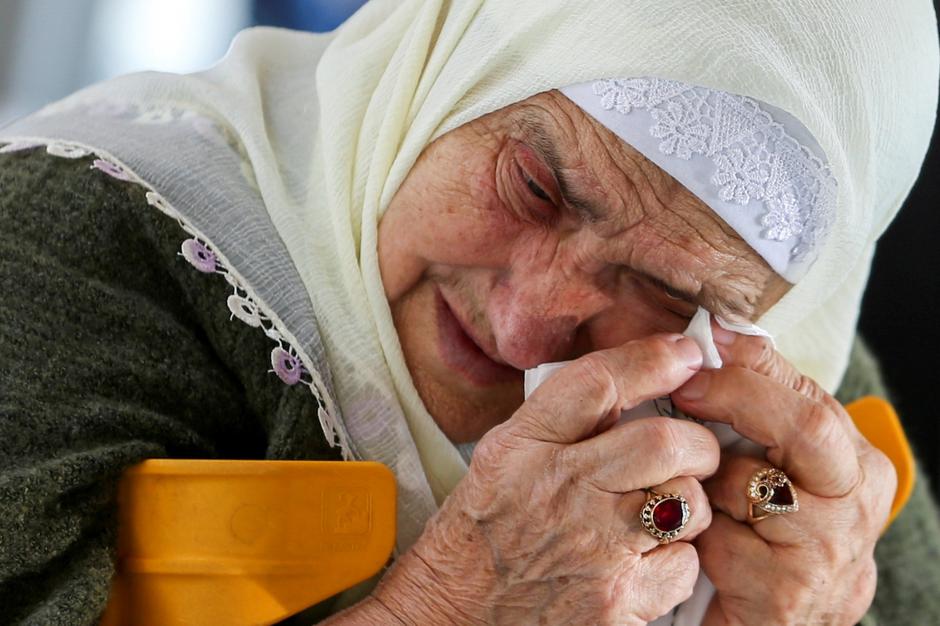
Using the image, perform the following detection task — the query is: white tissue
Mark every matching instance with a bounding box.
[684,306,723,369]
[522,307,769,440]
[522,306,772,626]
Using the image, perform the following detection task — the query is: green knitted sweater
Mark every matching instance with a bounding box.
[0,150,937,625]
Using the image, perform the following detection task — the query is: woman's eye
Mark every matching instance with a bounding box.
[664,285,686,300]
[526,177,551,202]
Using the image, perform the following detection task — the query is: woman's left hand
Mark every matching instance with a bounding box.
[672,329,897,626]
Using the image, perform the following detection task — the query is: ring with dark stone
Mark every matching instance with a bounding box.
[747,467,799,522]
[640,491,691,543]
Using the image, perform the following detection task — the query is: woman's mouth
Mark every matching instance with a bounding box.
[435,287,518,387]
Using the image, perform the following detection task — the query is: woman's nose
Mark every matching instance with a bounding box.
[487,270,609,370]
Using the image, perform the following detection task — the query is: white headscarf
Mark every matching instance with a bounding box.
[7,0,937,552]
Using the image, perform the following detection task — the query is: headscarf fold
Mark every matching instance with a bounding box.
[2,0,936,554]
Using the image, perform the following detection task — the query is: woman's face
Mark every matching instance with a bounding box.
[378,90,790,443]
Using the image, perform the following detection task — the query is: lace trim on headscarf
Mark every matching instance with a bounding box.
[590,78,838,262]
[0,139,351,459]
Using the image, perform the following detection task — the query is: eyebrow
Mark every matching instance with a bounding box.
[518,116,753,320]
[518,117,610,224]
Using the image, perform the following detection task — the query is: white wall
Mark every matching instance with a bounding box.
[0,0,250,124]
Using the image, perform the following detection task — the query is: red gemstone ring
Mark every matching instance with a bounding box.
[640,491,690,543]
[746,467,799,523]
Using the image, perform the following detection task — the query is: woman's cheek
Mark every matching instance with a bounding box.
[421,182,525,268]
[584,287,692,351]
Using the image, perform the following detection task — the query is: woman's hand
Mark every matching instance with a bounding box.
[673,329,897,626]
[367,334,717,625]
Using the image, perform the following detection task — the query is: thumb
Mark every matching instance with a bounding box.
[508,334,703,444]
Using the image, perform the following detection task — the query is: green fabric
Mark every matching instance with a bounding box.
[836,339,940,626]
[0,149,342,625]
[0,150,937,625]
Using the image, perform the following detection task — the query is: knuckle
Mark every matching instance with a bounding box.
[666,542,701,593]
[792,372,826,402]
[674,480,711,537]
[767,588,808,623]
[879,480,899,522]
[857,453,897,532]
[822,393,848,416]
[687,425,721,475]
[854,557,878,606]
[632,335,683,378]
[852,500,881,542]
[638,419,685,473]
[781,567,827,613]
[645,334,679,363]
[818,535,855,569]
[688,484,711,526]
[673,475,702,498]
[751,338,778,373]
[472,425,516,469]
[798,402,861,496]
[570,353,619,403]
[632,544,699,622]
[871,451,898,500]
[471,431,500,466]
[801,402,840,451]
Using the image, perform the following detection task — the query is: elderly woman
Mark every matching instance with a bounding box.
[1,1,939,624]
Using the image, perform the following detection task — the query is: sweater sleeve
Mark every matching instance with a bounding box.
[0,148,278,624]
[836,338,940,626]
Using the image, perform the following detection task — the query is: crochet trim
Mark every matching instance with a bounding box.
[591,78,837,261]
[0,139,352,460]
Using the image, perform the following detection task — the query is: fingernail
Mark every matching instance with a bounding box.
[712,327,736,346]
[676,373,709,400]
[671,336,703,368]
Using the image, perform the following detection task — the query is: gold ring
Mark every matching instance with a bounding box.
[640,491,690,543]
[747,467,799,523]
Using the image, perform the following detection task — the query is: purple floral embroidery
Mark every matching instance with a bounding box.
[271,347,303,385]
[91,159,133,181]
[180,238,217,273]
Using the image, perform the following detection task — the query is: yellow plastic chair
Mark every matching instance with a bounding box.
[101,396,913,624]
[845,396,915,529]
[100,460,396,625]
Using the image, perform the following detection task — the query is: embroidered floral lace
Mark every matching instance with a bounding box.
[591,78,837,262]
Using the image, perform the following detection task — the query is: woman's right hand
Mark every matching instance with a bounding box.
[371,334,717,624]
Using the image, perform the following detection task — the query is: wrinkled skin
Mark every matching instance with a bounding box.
[323,91,894,625]
[378,90,787,443]
[673,331,895,626]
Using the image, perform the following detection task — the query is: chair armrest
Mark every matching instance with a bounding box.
[101,460,396,625]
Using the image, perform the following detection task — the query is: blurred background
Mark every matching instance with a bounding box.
[1,0,937,490]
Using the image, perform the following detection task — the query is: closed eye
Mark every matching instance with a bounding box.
[663,285,687,301]
[526,177,551,202]
[636,272,698,319]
